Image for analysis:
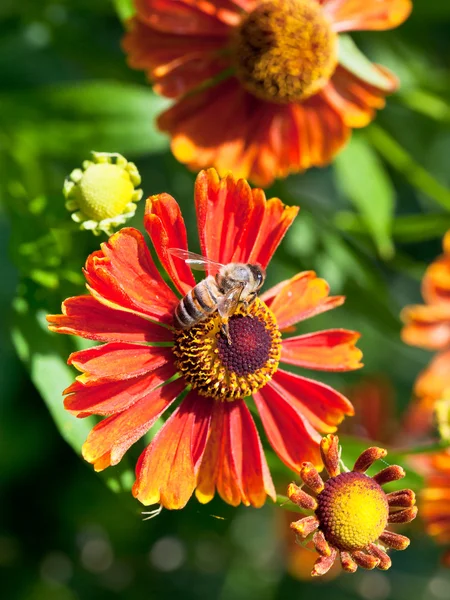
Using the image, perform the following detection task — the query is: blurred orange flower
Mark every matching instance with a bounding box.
[123,0,412,186]
[48,169,362,510]
[420,450,450,567]
[401,231,450,437]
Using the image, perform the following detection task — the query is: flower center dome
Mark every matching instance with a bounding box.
[233,0,338,103]
[316,472,389,551]
[173,298,281,400]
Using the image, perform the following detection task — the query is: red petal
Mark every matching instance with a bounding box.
[196,399,275,507]
[132,390,213,509]
[323,0,412,32]
[271,369,354,433]
[47,295,173,344]
[64,362,177,416]
[81,376,186,469]
[263,272,345,330]
[144,193,196,295]
[322,64,398,128]
[83,228,178,324]
[134,0,234,34]
[67,343,173,384]
[254,385,322,472]
[281,330,363,371]
[123,19,229,98]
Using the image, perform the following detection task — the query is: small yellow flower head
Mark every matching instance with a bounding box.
[64,152,143,235]
[288,435,417,577]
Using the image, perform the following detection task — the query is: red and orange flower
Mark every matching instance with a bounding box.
[401,231,450,437]
[123,0,412,186]
[420,450,450,568]
[48,169,362,510]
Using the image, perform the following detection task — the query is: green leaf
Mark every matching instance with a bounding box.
[367,125,450,211]
[0,82,171,158]
[112,0,135,22]
[338,35,394,91]
[11,298,95,453]
[334,134,395,259]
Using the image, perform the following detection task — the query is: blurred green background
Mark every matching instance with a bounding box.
[1,1,450,599]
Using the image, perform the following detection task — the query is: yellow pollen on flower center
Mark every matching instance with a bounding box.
[173,298,281,401]
[316,472,389,552]
[75,163,136,221]
[233,0,338,103]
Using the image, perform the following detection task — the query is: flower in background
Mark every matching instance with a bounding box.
[288,435,417,576]
[48,169,362,510]
[401,231,450,438]
[420,450,450,568]
[123,0,412,186]
[64,152,143,235]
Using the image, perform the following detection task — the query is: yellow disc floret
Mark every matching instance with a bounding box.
[233,0,338,103]
[316,472,389,551]
[64,152,143,235]
[173,298,281,401]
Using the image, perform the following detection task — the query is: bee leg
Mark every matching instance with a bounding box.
[221,319,232,345]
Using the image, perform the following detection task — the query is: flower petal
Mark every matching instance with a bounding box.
[194,169,298,268]
[144,193,196,295]
[401,304,450,350]
[254,384,322,472]
[270,368,354,433]
[47,295,173,343]
[64,362,177,417]
[280,330,363,371]
[323,0,412,32]
[263,272,345,330]
[196,399,275,507]
[123,19,229,98]
[83,228,178,324]
[132,390,213,509]
[67,343,174,385]
[81,376,186,469]
[134,0,234,34]
[322,64,398,128]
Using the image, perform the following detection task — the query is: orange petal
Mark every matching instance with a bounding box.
[322,64,398,128]
[270,368,354,433]
[134,0,234,34]
[281,329,363,371]
[144,193,196,295]
[81,376,186,469]
[253,384,322,472]
[323,0,412,32]
[132,390,213,509]
[422,255,450,306]
[64,362,176,417]
[263,271,345,330]
[123,19,229,98]
[83,228,178,325]
[196,399,275,507]
[194,169,298,268]
[67,343,173,385]
[47,295,173,344]
[401,304,450,350]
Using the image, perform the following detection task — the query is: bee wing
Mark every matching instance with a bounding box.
[168,248,224,273]
[216,282,245,320]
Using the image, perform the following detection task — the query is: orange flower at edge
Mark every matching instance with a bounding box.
[401,230,450,438]
[48,169,362,510]
[123,0,412,186]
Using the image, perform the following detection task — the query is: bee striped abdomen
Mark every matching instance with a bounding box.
[175,276,219,329]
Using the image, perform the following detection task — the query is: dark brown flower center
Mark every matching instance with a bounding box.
[233,0,338,103]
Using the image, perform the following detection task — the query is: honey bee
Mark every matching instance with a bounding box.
[169,248,266,344]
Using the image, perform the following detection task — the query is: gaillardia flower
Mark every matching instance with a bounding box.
[123,0,412,186]
[420,450,450,568]
[401,230,450,437]
[64,152,143,235]
[288,435,417,576]
[48,169,362,509]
